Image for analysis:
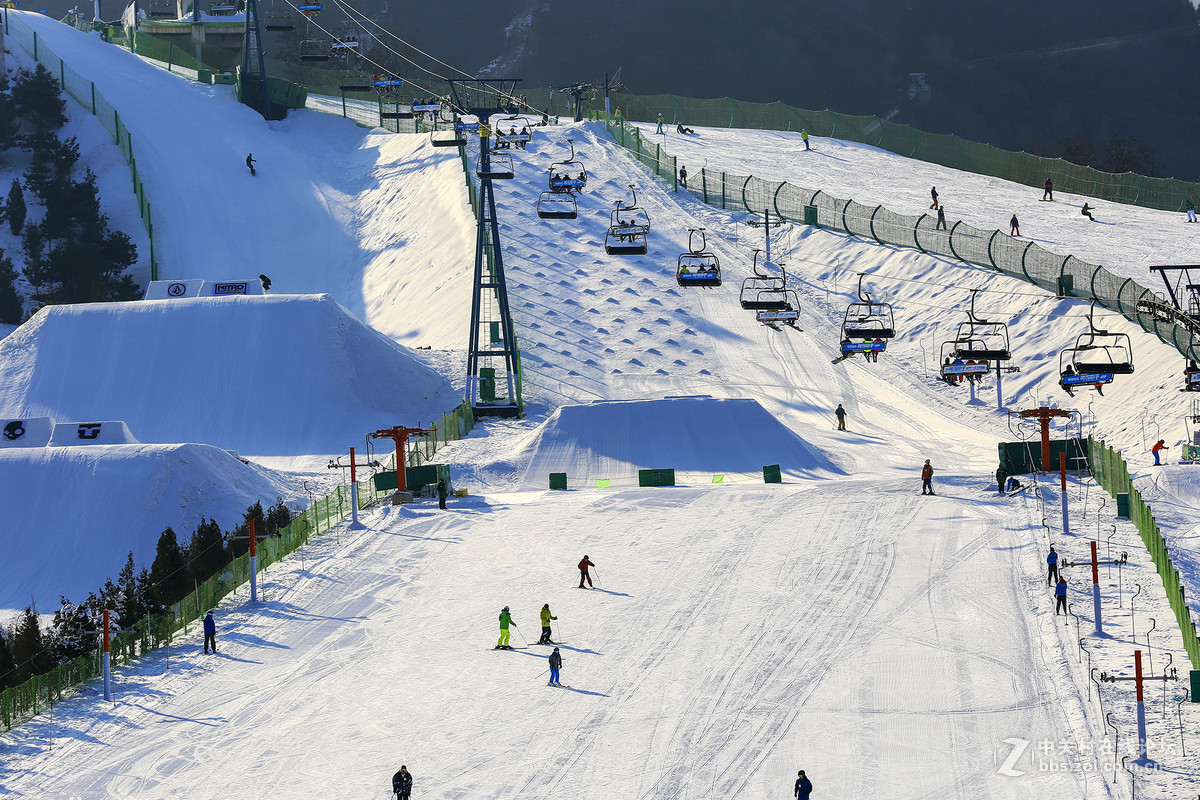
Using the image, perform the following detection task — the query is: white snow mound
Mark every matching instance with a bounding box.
[0,294,460,458]
[519,396,840,487]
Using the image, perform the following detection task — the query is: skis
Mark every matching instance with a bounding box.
[491,645,528,651]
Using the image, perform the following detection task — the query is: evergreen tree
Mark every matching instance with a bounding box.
[10,605,50,682]
[0,84,19,151]
[265,498,292,537]
[50,596,94,664]
[0,250,23,325]
[7,179,25,236]
[10,65,67,130]
[148,528,190,610]
[137,567,162,617]
[117,553,146,629]
[0,625,16,689]
[186,518,227,584]
[1101,134,1162,176]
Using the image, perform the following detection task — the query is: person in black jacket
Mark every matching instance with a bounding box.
[929,186,939,209]
[392,765,412,799]
[1043,178,1053,201]
[1081,203,1094,221]
[245,153,256,176]
[794,770,812,799]
[548,647,563,686]
[203,611,217,654]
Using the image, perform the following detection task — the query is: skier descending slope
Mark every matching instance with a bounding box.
[496,606,515,650]
[578,555,595,588]
[548,647,563,686]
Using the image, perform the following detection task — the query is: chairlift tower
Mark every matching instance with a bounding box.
[240,0,279,120]
[451,79,525,418]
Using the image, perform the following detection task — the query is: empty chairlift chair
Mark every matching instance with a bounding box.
[675,229,721,287]
[536,191,577,219]
[604,186,650,255]
[477,152,516,180]
[298,39,332,62]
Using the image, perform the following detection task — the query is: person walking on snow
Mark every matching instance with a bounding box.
[1009,214,1020,236]
[1081,203,1095,221]
[548,647,563,686]
[437,478,448,510]
[835,403,847,431]
[800,129,810,150]
[1185,197,1196,223]
[1151,439,1168,466]
[921,459,935,495]
[656,112,664,134]
[203,610,217,654]
[245,153,256,176]
[392,765,412,800]
[578,555,595,588]
[929,186,939,209]
[679,165,688,189]
[1054,577,1068,615]
[539,603,558,644]
[996,464,1007,493]
[1043,178,1053,201]
[794,770,813,799]
[497,606,515,649]
[936,204,947,230]
[1047,546,1060,586]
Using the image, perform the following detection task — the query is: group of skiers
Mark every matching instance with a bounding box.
[941,356,987,385]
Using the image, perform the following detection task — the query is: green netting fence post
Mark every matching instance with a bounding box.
[721,173,726,210]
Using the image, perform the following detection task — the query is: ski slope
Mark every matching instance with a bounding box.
[1,11,1199,800]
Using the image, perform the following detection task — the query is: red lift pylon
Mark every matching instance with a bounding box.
[369,426,431,491]
[1017,406,1074,472]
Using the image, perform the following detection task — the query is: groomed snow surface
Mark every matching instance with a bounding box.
[1,11,1199,799]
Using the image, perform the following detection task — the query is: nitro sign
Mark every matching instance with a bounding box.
[212,282,249,295]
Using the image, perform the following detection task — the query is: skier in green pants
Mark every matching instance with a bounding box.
[497,606,514,649]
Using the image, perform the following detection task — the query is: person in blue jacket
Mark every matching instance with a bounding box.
[203,610,217,654]
[1047,546,1060,586]
[1054,577,1068,615]
[794,769,812,798]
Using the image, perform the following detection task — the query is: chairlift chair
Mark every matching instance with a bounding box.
[841,274,895,340]
[412,99,442,113]
[296,1,322,16]
[298,39,331,62]
[536,191,578,220]
[548,139,587,193]
[146,0,176,17]
[946,289,1012,362]
[676,229,721,287]
[264,10,294,30]
[1184,358,1200,392]
[209,0,235,13]
[938,341,992,382]
[1057,350,1114,395]
[477,153,515,180]
[739,250,785,309]
[494,115,533,149]
[604,186,650,255]
[431,128,467,148]
[1062,301,1133,376]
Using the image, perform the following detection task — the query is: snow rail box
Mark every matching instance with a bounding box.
[144,279,205,300]
[0,417,54,448]
[48,420,140,446]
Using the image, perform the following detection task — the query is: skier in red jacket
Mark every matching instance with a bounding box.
[578,555,595,588]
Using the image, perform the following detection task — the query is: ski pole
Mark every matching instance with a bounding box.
[511,623,528,647]
[591,567,601,587]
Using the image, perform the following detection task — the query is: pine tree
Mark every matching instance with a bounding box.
[0,625,16,689]
[10,65,67,130]
[0,84,19,151]
[148,528,190,610]
[50,596,94,663]
[117,553,145,629]
[0,250,23,325]
[7,179,25,236]
[186,518,227,584]
[265,498,293,537]
[10,606,50,682]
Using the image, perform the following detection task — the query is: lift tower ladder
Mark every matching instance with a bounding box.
[454,78,525,418]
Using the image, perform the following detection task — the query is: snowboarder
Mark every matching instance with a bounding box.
[675,123,695,134]
[539,603,558,644]
[578,554,595,588]
[245,153,256,176]
[392,765,412,800]
[929,186,939,209]
[1151,439,1168,466]
[1009,214,1020,236]
[834,403,847,430]
[920,459,935,495]
[203,610,217,654]
[1081,202,1094,222]
[1054,577,1068,615]
[1186,197,1196,223]
[1047,546,1060,586]
[794,770,812,799]
[497,606,514,649]
[437,478,448,510]
[800,129,810,150]
[996,464,1007,493]
[656,112,664,134]
[1043,178,1053,201]
[679,165,688,189]
[935,204,947,230]
[548,647,563,686]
